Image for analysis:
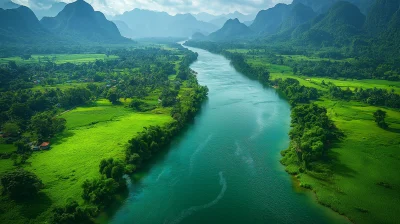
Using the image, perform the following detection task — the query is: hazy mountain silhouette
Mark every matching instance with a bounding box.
[41,0,127,43]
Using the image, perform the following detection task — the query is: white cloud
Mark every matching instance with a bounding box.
[12,0,293,15]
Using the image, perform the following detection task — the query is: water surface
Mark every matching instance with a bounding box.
[110,45,348,224]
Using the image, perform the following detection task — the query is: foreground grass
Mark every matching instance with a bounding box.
[289,99,400,223]
[27,100,172,205]
[0,99,172,223]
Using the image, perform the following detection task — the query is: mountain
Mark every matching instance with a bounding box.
[295,1,366,45]
[365,0,400,35]
[114,9,218,38]
[41,0,127,43]
[0,6,50,43]
[33,2,66,19]
[279,3,317,32]
[292,0,376,15]
[0,0,19,9]
[209,17,229,28]
[113,20,133,39]
[250,3,291,35]
[192,32,206,40]
[194,12,217,22]
[209,18,253,41]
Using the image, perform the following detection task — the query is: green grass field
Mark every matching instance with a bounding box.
[296,99,400,224]
[0,99,173,223]
[26,99,172,205]
[248,53,400,223]
[279,55,354,63]
[0,54,118,65]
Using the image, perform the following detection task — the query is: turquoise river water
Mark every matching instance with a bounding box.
[109,44,349,224]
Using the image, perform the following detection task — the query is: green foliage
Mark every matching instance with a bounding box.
[99,158,125,182]
[50,201,96,224]
[106,89,120,104]
[373,109,388,129]
[30,112,66,141]
[1,169,42,199]
[82,178,119,207]
[272,78,319,105]
[289,104,341,167]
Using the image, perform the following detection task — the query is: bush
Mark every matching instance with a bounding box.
[82,178,119,207]
[50,200,96,224]
[1,169,43,199]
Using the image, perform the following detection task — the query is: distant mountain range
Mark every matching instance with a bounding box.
[0,0,128,44]
[0,6,52,43]
[208,19,253,41]
[0,0,19,9]
[112,9,218,39]
[193,11,256,26]
[41,0,127,43]
[32,2,66,19]
[196,0,400,47]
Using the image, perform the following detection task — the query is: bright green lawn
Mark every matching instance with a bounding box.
[0,54,118,65]
[26,99,172,206]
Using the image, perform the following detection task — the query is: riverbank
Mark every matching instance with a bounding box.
[183,41,400,224]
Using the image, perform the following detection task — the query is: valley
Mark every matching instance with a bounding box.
[1,0,400,223]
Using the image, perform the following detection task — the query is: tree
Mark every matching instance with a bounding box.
[2,122,20,137]
[373,109,388,129]
[82,178,119,206]
[106,89,119,104]
[50,200,95,224]
[30,112,66,141]
[1,169,42,199]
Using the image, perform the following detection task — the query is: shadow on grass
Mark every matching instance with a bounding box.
[329,150,358,178]
[387,127,400,134]
[18,192,52,219]
[50,131,75,146]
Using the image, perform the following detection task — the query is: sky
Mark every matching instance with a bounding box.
[11,0,292,15]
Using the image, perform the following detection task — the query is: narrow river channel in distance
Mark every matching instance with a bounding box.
[109,44,349,224]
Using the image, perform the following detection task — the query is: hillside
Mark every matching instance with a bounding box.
[0,0,19,9]
[209,18,253,41]
[292,0,375,14]
[0,6,50,43]
[365,0,400,35]
[41,0,127,43]
[250,4,291,35]
[32,2,66,19]
[294,1,366,46]
[114,9,217,38]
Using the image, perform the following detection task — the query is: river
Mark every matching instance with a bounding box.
[109,45,348,224]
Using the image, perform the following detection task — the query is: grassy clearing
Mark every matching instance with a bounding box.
[25,99,172,207]
[250,53,400,223]
[295,99,400,224]
[242,51,400,223]
[279,55,354,63]
[0,54,118,65]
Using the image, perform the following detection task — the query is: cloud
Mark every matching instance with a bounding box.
[12,0,292,15]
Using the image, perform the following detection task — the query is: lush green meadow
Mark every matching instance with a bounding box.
[0,99,173,224]
[0,54,118,65]
[26,99,172,205]
[296,99,400,223]
[238,52,400,223]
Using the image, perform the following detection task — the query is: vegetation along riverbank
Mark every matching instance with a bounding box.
[185,40,400,224]
[0,41,208,223]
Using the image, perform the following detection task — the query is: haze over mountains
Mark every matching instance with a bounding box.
[0,0,127,44]
[0,0,399,45]
[112,9,218,39]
